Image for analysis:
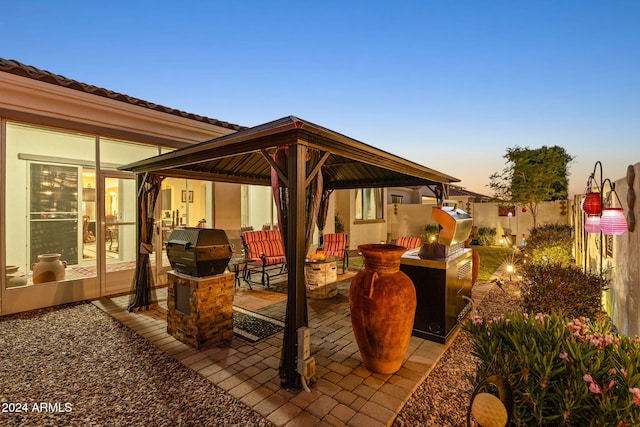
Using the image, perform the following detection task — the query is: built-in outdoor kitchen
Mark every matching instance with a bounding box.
[164,227,234,349]
[400,201,474,343]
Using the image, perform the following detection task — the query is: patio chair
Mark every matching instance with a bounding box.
[395,236,422,250]
[241,229,287,288]
[319,233,348,273]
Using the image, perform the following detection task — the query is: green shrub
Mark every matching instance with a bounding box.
[422,224,439,243]
[463,312,640,426]
[477,227,497,246]
[521,262,608,319]
[526,223,574,265]
[334,213,345,233]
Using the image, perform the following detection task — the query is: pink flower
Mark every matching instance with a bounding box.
[559,352,568,360]
[583,374,594,383]
[630,388,640,405]
[472,315,483,325]
[589,382,601,394]
[608,368,617,376]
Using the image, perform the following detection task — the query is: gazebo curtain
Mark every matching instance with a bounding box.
[316,188,333,248]
[128,173,164,312]
[271,146,324,264]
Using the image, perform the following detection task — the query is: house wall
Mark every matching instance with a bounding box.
[0,70,240,315]
[472,200,570,244]
[387,200,570,246]
[592,163,640,337]
[335,189,387,250]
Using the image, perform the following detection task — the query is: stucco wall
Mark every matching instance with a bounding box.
[335,189,387,250]
[607,163,640,337]
[387,200,569,246]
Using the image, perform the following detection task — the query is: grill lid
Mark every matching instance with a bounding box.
[432,201,472,246]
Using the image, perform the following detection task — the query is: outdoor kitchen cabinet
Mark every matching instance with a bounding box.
[400,249,473,344]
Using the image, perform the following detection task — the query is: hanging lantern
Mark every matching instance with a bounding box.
[584,215,601,233]
[582,192,601,215]
[600,208,627,235]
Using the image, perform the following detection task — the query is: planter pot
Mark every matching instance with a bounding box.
[5,265,27,287]
[349,244,416,374]
[31,253,67,284]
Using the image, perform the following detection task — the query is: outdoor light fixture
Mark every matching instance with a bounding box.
[582,192,601,215]
[582,161,628,275]
[584,215,601,233]
[600,208,627,235]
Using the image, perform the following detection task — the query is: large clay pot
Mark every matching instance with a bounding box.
[5,265,27,288]
[31,253,67,284]
[350,244,417,374]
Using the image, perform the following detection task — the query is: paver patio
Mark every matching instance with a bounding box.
[92,272,492,426]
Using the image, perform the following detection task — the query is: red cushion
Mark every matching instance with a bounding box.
[323,233,347,256]
[396,236,422,249]
[242,230,285,262]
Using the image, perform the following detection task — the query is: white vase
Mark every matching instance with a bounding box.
[31,254,67,284]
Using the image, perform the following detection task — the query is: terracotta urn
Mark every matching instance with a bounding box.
[31,253,67,284]
[350,244,417,374]
[5,265,27,287]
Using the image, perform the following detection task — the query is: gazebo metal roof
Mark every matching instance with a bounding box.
[119,116,459,188]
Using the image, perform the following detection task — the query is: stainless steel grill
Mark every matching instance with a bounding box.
[400,201,474,343]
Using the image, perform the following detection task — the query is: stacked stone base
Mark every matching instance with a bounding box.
[167,271,234,349]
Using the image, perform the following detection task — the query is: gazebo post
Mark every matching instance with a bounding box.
[280,143,308,389]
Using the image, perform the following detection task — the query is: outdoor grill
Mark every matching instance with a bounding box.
[166,228,232,277]
[400,202,474,343]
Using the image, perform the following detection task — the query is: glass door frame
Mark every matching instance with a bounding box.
[98,170,137,296]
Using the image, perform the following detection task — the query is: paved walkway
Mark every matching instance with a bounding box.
[92,272,492,426]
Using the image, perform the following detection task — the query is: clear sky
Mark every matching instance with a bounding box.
[1,1,638,197]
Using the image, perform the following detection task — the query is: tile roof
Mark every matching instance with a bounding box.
[449,185,491,201]
[0,57,246,131]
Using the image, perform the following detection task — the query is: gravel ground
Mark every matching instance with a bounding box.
[1,277,521,427]
[0,303,271,427]
[394,278,523,427]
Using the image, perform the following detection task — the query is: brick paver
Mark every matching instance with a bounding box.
[92,269,476,426]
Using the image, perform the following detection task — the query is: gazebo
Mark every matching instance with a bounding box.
[120,116,459,389]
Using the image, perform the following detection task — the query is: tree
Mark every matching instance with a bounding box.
[489,146,574,227]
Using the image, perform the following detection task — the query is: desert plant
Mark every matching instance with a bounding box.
[525,223,574,265]
[520,262,608,320]
[422,224,439,243]
[463,312,640,426]
[477,227,497,246]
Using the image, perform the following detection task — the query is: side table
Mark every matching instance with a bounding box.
[228,258,251,290]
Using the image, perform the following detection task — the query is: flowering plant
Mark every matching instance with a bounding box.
[463,312,640,426]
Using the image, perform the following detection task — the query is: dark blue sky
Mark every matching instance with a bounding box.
[2,0,638,195]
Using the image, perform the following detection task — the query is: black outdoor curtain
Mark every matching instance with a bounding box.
[271,146,323,263]
[128,173,164,312]
[316,188,333,249]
